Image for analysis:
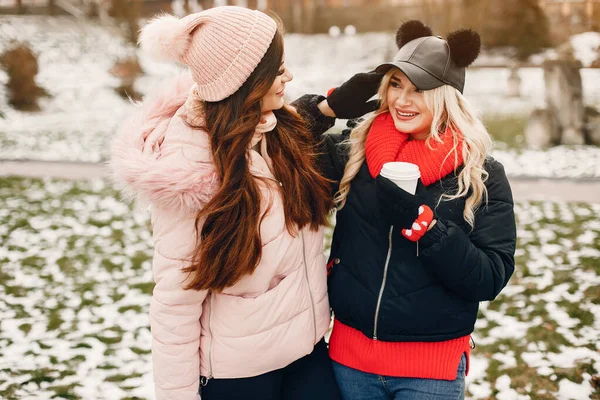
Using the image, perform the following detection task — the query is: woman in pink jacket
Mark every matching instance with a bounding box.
[110,6,346,400]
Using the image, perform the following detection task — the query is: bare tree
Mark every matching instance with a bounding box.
[16,0,25,14]
[110,0,141,44]
[1,43,49,111]
[464,0,552,61]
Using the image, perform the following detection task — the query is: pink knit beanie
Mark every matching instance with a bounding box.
[139,6,278,101]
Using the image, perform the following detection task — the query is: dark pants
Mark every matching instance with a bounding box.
[200,339,342,400]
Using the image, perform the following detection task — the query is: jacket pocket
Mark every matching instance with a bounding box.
[211,267,310,338]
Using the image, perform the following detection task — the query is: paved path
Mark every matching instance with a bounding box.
[508,178,600,203]
[1,160,109,180]
[1,160,599,203]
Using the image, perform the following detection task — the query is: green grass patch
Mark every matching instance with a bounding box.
[557,300,595,329]
[104,372,143,383]
[584,285,600,305]
[101,258,121,273]
[130,346,151,355]
[98,363,119,370]
[130,251,150,270]
[18,323,32,335]
[4,284,27,297]
[24,368,57,385]
[483,114,527,149]
[37,341,52,350]
[72,342,92,349]
[20,255,46,269]
[130,282,154,294]
[47,384,80,399]
[505,365,558,397]
[580,257,600,275]
[118,305,143,314]
[47,309,64,331]
[94,335,122,345]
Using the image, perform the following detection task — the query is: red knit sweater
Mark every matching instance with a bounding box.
[329,319,471,380]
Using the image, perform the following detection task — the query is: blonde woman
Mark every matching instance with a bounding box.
[305,21,517,399]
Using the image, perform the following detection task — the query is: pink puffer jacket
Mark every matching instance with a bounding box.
[110,73,331,400]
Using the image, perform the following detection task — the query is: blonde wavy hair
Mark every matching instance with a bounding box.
[334,68,493,228]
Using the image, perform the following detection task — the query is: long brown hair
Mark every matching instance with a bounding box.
[183,29,333,292]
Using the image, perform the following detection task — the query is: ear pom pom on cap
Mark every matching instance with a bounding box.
[396,20,433,49]
[138,14,192,63]
[447,28,481,68]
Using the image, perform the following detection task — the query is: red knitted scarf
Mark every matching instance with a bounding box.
[365,112,464,186]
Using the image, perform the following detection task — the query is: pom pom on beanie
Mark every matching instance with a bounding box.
[139,14,191,63]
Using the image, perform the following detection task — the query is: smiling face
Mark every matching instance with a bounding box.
[261,58,293,112]
[386,69,434,139]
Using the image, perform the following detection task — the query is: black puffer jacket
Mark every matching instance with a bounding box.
[297,95,517,342]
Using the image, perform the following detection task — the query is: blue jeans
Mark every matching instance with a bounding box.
[332,354,467,400]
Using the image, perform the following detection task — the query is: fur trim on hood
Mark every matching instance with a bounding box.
[109,71,220,211]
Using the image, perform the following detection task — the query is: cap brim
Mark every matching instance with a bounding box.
[375,61,445,91]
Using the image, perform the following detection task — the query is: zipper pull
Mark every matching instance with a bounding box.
[416,240,419,257]
[200,376,211,386]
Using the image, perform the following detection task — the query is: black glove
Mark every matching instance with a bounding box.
[376,175,423,228]
[290,94,336,139]
[327,71,383,119]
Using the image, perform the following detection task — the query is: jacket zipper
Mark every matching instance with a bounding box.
[373,225,394,340]
[200,293,214,386]
[301,230,318,342]
[208,293,214,379]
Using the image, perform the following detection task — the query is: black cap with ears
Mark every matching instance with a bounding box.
[376,20,481,93]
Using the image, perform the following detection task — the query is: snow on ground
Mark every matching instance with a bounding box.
[0,176,599,399]
[1,16,600,177]
[493,145,600,179]
[570,32,600,68]
[0,177,156,400]
[0,16,182,166]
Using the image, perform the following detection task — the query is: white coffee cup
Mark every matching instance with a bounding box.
[380,162,421,195]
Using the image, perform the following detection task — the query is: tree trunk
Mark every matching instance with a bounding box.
[302,0,315,34]
[543,59,586,145]
[291,0,302,33]
[507,66,521,98]
[585,106,600,146]
[525,108,560,149]
[48,0,56,15]
[200,0,214,10]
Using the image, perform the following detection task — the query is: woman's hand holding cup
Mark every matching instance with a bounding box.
[376,162,434,242]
